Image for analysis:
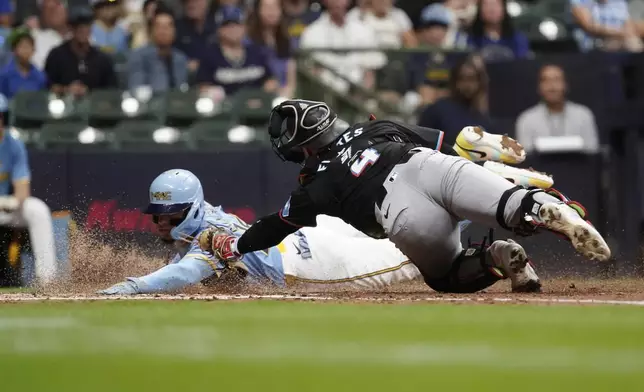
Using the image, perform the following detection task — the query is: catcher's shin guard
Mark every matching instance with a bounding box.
[423,231,505,294]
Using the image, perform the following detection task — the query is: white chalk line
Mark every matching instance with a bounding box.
[1,294,644,306]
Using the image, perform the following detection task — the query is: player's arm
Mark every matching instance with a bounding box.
[200,186,320,257]
[98,250,218,295]
[11,138,31,204]
[236,212,299,253]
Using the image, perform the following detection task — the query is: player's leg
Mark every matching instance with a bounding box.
[410,148,610,261]
[445,127,554,189]
[15,197,57,284]
[378,176,540,292]
[280,224,421,290]
[453,126,526,164]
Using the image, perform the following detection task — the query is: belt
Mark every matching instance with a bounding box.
[375,148,419,209]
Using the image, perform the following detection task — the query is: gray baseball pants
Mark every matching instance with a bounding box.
[375,147,528,280]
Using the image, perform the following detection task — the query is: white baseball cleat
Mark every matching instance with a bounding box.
[488,239,541,293]
[523,190,611,262]
[454,126,526,164]
[483,161,554,189]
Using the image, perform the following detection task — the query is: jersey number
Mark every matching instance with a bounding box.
[350,148,380,177]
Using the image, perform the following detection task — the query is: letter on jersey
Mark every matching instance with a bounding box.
[350,148,381,177]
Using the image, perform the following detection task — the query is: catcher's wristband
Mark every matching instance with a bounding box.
[214,235,241,261]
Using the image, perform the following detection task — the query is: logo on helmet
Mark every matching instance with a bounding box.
[317,118,330,131]
[151,191,172,201]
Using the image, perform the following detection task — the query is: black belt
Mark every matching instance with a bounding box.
[375,148,420,209]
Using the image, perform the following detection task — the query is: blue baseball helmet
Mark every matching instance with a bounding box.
[143,169,205,240]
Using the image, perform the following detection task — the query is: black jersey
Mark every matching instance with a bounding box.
[277,120,446,238]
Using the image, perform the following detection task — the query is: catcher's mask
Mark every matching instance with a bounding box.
[268,99,340,163]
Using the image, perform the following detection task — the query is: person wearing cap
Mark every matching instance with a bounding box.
[90,0,130,55]
[411,3,453,106]
[44,6,117,97]
[196,5,278,96]
[0,101,57,286]
[0,0,11,28]
[175,0,217,73]
[0,29,47,101]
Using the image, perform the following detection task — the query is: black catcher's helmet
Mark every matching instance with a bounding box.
[268,99,342,163]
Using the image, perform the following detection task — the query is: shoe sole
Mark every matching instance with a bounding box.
[539,203,611,262]
[505,242,542,293]
[456,127,526,164]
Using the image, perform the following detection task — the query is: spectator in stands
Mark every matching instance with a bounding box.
[129,0,159,49]
[516,64,599,153]
[197,6,278,96]
[247,0,296,97]
[443,0,474,49]
[176,0,217,73]
[347,0,369,21]
[467,0,530,61]
[570,0,643,52]
[630,0,644,38]
[346,0,417,48]
[44,7,117,97]
[90,0,130,55]
[417,4,451,48]
[299,0,385,93]
[413,4,453,106]
[31,0,70,70]
[0,0,11,29]
[282,0,321,47]
[128,9,188,93]
[417,54,493,144]
[0,29,47,101]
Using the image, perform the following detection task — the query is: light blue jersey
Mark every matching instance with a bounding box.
[0,130,30,196]
[128,203,286,293]
[91,22,129,55]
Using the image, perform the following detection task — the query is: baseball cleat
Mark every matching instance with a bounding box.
[522,189,611,262]
[488,239,541,293]
[454,126,526,164]
[483,161,554,189]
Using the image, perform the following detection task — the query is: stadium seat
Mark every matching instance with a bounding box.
[164,88,201,127]
[109,120,169,149]
[88,89,162,128]
[11,91,59,128]
[34,121,88,149]
[88,89,129,126]
[187,119,236,148]
[230,89,275,127]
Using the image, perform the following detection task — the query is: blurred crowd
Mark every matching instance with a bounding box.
[0,0,642,148]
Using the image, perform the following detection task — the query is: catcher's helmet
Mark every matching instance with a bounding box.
[143,169,206,241]
[268,99,343,163]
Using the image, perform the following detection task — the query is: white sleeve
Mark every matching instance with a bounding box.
[515,111,535,153]
[353,24,387,69]
[581,107,600,153]
[393,8,413,32]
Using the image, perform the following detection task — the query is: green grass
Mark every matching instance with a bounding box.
[0,301,643,391]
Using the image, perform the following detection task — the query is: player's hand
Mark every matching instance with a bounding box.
[198,228,241,261]
[97,280,139,295]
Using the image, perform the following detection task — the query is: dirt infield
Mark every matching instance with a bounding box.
[4,230,637,306]
[2,278,643,306]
